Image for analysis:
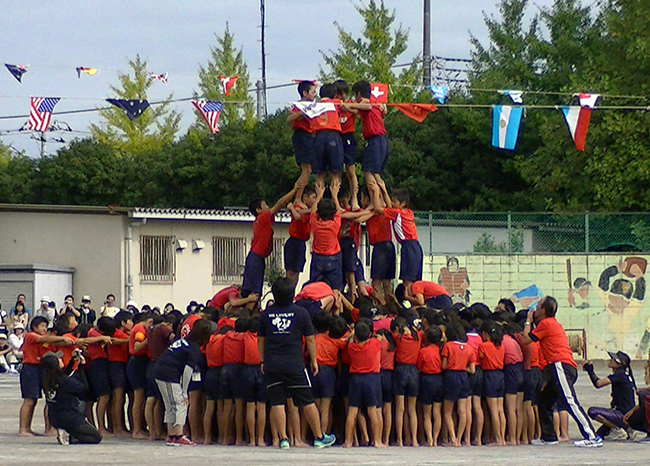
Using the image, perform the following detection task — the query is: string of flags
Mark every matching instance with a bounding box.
[149,72,168,86]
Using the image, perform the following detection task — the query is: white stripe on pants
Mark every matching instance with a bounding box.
[553,362,596,440]
[155,380,188,427]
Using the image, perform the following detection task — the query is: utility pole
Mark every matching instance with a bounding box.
[260,0,268,118]
[423,0,431,87]
[256,80,265,121]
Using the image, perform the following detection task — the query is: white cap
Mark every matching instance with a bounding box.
[126,300,138,308]
[41,296,51,302]
[82,295,91,302]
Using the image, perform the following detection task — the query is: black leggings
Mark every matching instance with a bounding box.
[68,420,102,444]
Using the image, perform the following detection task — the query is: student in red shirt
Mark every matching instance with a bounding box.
[86,317,115,436]
[376,329,396,445]
[18,316,74,437]
[285,185,317,285]
[242,318,267,447]
[203,325,228,445]
[108,311,133,437]
[479,321,506,446]
[517,308,542,444]
[309,182,344,290]
[343,321,385,448]
[208,286,257,312]
[338,186,370,301]
[522,296,599,447]
[334,79,359,210]
[402,281,452,310]
[221,318,247,446]
[294,279,340,319]
[441,322,475,447]
[126,312,155,440]
[312,83,344,189]
[287,80,316,191]
[418,328,444,446]
[502,323,525,445]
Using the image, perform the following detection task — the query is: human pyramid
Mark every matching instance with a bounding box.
[18,81,631,449]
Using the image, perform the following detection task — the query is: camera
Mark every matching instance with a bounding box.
[72,348,83,358]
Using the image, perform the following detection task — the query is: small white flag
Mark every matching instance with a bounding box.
[578,93,599,108]
[292,101,336,119]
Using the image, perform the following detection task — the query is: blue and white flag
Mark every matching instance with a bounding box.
[492,105,524,151]
[498,90,524,104]
[429,86,447,104]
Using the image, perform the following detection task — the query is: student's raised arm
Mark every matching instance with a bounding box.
[311,183,326,214]
[344,100,373,112]
[376,178,392,209]
[270,180,302,216]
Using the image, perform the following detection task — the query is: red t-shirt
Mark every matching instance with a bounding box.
[538,347,547,370]
[313,98,342,133]
[479,341,505,370]
[129,323,149,357]
[347,338,381,374]
[209,286,240,310]
[417,345,442,374]
[380,338,395,370]
[530,341,540,369]
[315,333,346,367]
[366,213,392,245]
[206,333,225,368]
[180,314,202,339]
[217,317,236,331]
[339,101,356,134]
[22,332,43,365]
[383,208,418,242]
[296,282,335,303]
[465,332,482,366]
[503,334,524,365]
[373,317,392,334]
[411,281,449,301]
[251,210,274,258]
[310,212,341,256]
[289,204,311,241]
[86,328,108,362]
[58,333,78,367]
[394,331,422,365]
[442,341,472,371]
[359,105,386,139]
[108,329,129,363]
[339,207,361,248]
[291,106,313,133]
[223,332,245,364]
[531,317,576,369]
[147,324,172,361]
[243,331,261,365]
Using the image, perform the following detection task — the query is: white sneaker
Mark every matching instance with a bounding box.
[626,428,639,441]
[7,368,18,375]
[531,438,559,446]
[574,437,603,448]
[56,429,69,445]
[604,429,627,441]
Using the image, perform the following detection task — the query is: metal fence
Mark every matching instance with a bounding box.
[413,212,650,254]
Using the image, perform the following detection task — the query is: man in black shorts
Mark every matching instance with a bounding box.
[258,278,336,450]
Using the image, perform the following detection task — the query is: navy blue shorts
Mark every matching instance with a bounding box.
[425,295,453,310]
[524,367,540,404]
[311,365,337,399]
[294,298,322,320]
[362,134,389,174]
[342,133,357,165]
[419,373,444,405]
[443,370,470,401]
[126,355,149,391]
[312,130,344,174]
[242,365,267,403]
[284,237,307,273]
[108,361,127,390]
[354,259,365,284]
[349,373,382,408]
[371,241,396,280]
[468,366,483,397]
[504,362,525,395]
[220,363,243,400]
[145,360,161,399]
[309,252,343,291]
[393,364,419,397]
[337,365,350,398]
[205,366,222,401]
[242,251,265,297]
[89,359,111,398]
[482,369,505,398]
[189,365,206,393]
[292,129,314,166]
[399,240,423,282]
[380,369,393,402]
[20,363,41,399]
[340,237,359,274]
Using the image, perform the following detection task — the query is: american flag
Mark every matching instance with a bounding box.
[28,97,60,132]
[192,100,223,134]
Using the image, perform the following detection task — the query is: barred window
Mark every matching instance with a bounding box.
[140,235,175,282]
[213,237,247,283]
[265,238,285,272]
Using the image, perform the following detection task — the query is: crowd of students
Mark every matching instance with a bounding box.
[13,80,650,449]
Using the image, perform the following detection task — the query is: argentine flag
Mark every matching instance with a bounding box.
[492,105,524,151]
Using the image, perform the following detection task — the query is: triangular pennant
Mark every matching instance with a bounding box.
[192,100,223,134]
[149,72,168,86]
[387,103,437,123]
[292,101,336,119]
[492,105,524,150]
[28,97,60,132]
[76,67,98,78]
[561,106,591,151]
[218,75,239,96]
[429,86,447,104]
[498,90,524,104]
[5,64,27,83]
[369,83,388,103]
[106,99,150,121]
[578,93,599,108]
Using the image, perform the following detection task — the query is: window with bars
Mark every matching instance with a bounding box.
[213,237,247,283]
[140,235,176,282]
[265,238,285,271]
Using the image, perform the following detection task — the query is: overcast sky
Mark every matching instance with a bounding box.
[0,0,556,156]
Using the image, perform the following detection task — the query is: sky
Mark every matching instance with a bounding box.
[0,0,556,157]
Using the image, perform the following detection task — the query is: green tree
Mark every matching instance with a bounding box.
[196,23,254,128]
[89,55,181,156]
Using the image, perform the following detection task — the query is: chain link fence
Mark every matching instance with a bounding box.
[413,212,650,254]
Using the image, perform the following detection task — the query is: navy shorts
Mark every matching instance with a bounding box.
[265,370,314,407]
[311,365,337,399]
[312,130,344,174]
[294,298,322,320]
[361,134,389,174]
[220,363,243,400]
[108,361,127,390]
[425,295,453,310]
[504,362,525,395]
[419,373,444,405]
[89,359,111,398]
[393,364,419,397]
[337,365,350,398]
[20,363,41,399]
[242,365,267,403]
[354,259,365,284]
[342,133,357,165]
[483,369,505,398]
[371,241,396,280]
[242,251,265,297]
[284,237,307,273]
[309,252,343,291]
[205,366,222,401]
[126,355,149,391]
[349,373,382,408]
[399,240,423,282]
[189,364,206,393]
[443,370,470,402]
[145,360,160,399]
[292,129,314,166]
[340,237,359,274]
[380,369,393,402]
[468,366,483,397]
[524,367,540,404]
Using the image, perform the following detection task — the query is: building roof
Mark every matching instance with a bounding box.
[130,207,292,223]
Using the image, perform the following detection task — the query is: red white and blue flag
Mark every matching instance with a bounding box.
[218,76,238,96]
[28,97,60,132]
[192,100,223,134]
[149,72,168,86]
[561,106,592,152]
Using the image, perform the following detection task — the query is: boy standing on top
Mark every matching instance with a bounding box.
[334,79,359,210]
[285,185,317,285]
[287,81,316,195]
[244,181,302,299]
[312,83,344,189]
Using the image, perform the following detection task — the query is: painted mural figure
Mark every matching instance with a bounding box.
[437,256,470,304]
[510,284,543,310]
[568,278,591,309]
[595,257,646,353]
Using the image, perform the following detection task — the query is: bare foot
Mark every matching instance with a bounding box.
[375,442,387,448]
[257,439,266,447]
[293,440,309,448]
[396,440,403,447]
[235,440,247,446]
[412,441,419,447]
[342,442,353,448]
[203,438,212,445]
[44,429,57,437]
[132,431,148,440]
[506,440,517,446]
[559,436,570,443]
[18,431,35,437]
